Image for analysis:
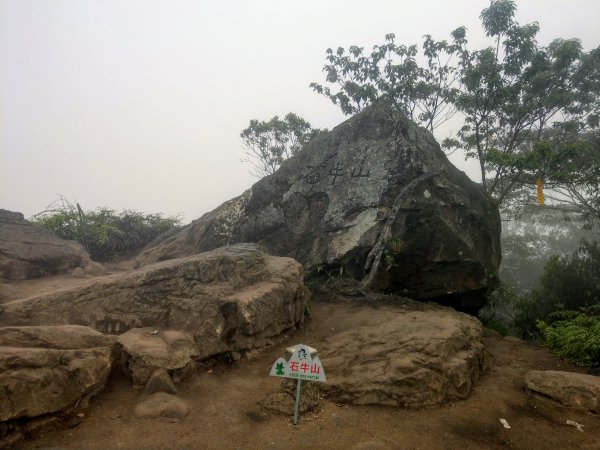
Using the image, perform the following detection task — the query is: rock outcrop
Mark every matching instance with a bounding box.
[118,328,198,387]
[318,299,485,408]
[0,209,91,280]
[0,325,114,422]
[525,370,600,412]
[135,105,501,309]
[0,244,309,363]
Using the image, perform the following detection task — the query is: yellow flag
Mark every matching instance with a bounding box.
[536,177,545,205]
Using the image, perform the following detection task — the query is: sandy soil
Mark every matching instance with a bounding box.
[2,275,599,450]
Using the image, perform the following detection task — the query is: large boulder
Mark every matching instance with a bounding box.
[135,105,501,309]
[525,370,600,412]
[0,325,114,422]
[0,209,91,280]
[0,244,309,360]
[319,299,485,408]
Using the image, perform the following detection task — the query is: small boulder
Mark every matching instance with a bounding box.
[133,392,188,419]
[118,328,198,388]
[144,368,178,395]
[525,370,600,412]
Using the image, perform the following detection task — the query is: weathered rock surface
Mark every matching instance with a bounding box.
[133,392,189,419]
[0,209,92,280]
[135,105,500,309]
[0,244,309,363]
[118,329,198,388]
[144,368,178,395]
[525,370,600,412]
[0,325,114,422]
[319,301,485,408]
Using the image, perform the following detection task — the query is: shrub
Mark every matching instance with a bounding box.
[30,197,181,261]
[537,307,600,367]
[512,240,600,338]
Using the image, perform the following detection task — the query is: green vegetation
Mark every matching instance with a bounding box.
[310,0,600,211]
[240,113,324,178]
[537,307,600,368]
[30,197,181,261]
[512,240,600,337]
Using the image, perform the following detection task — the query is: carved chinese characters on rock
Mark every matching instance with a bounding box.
[303,153,370,186]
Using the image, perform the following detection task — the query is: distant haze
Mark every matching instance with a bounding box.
[2,0,599,223]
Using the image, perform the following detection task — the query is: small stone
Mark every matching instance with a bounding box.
[144,368,177,395]
[231,351,242,362]
[134,392,189,419]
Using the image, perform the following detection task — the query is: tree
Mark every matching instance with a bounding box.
[309,32,464,132]
[310,0,600,207]
[447,1,600,205]
[499,131,600,225]
[240,113,322,178]
[513,240,600,338]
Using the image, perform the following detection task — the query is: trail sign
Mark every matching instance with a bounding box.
[269,344,326,424]
[269,344,326,382]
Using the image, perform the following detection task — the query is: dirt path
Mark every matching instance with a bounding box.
[13,299,598,450]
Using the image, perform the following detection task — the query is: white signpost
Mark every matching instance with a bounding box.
[269,343,326,424]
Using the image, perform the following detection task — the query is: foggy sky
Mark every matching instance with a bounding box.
[1,0,599,223]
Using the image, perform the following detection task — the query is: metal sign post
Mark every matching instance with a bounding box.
[293,378,302,425]
[269,343,326,425]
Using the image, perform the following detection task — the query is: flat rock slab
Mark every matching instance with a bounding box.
[0,244,309,364]
[0,325,114,422]
[134,392,189,419]
[118,329,197,388]
[320,303,485,408]
[525,370,600,412]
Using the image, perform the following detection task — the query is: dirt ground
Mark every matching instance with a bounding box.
[3,274,599,450]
